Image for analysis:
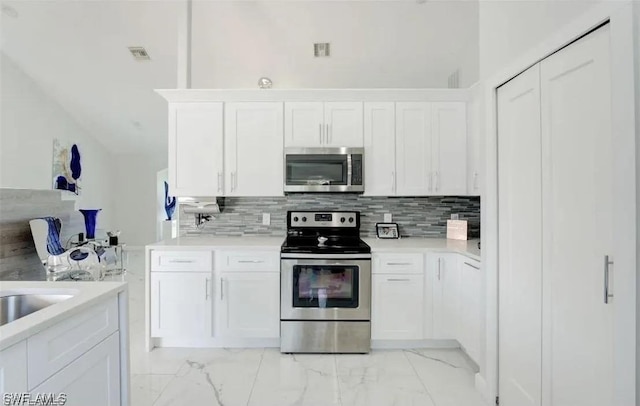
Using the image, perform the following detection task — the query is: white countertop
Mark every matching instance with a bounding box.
[0,281,127,351]
[148,236,481,260]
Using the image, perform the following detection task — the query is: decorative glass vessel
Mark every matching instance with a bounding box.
[79,209,101,239]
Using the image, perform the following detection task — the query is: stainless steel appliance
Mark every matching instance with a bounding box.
[284,147,364,193]
[280,210,371,353]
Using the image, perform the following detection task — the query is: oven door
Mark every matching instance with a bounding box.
[281,258,371,321]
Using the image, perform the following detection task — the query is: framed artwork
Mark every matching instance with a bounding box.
[52,139,82,195]
[376,223,400,239]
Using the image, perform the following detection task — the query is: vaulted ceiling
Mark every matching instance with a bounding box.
[1,1,479,156]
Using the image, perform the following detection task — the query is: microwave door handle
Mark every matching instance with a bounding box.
[347,154,353,186]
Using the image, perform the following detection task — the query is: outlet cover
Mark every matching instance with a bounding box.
[262,213,271,225]
[384,213,392,222]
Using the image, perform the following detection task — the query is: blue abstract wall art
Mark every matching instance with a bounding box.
[52,139,82,195]
[164,181,176,220]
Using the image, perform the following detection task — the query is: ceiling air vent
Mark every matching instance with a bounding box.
[314,43,331,57]
[128,47,150,61]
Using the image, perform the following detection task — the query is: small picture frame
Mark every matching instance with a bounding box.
[376,223,399,239]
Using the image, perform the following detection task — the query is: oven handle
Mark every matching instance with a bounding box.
[281,253,372,260]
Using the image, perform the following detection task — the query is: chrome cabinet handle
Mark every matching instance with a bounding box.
[326,124,331,144]
[473,172,479,190]
[604,255,613,304]
[391,172,395,193]
[428,172,432,191]
[230,173,235,192]
[437,257,441,280]
[205,278,210,300]
[387,278,411,282]
[387,262,411,266]
[220,277,224,301]
[169,259,193,264]
[234,171,238,190]
[217,172,223,193]
[238,260,264,264]
[319,123,322,144]
[464,262,480,270]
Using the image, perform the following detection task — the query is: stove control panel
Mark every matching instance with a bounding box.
[288,211,359,228]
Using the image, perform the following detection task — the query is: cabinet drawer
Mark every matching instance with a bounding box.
[373,253,424,274]
[218,251,279,271]
[27,297,119,390]
[151,250,213,272]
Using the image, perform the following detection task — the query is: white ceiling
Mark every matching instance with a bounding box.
[1,1,479,155]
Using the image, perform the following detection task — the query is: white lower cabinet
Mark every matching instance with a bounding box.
[0,341,27,394]
[31,332,121,406]
[372,274,424,340]
[458,258,483,363]
[150,272,213,338]
[217,272,280,339]
[429,253,460,340]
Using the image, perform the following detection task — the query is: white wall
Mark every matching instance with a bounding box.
[113,153,167,247]
[191,1,479,88]
[479,0,600,79]
[0,52,115,230]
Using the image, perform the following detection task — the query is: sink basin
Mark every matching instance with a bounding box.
[0,294,74,326]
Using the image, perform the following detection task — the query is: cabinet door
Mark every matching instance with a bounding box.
[284,102,324,147]
[459,258,482,363]
[372,274,424,340]
[0,341,27,394]
[430,253,460,339]
[150,272,212,338]
[168,102,223,196]
[31,332,120,406]
[218,272,280,338]
[395,102,432,195]
[225,102,284,196]
[467,86,483,195]
[324,102,363,147]
[363,102,396,196]
[431,102,467,195]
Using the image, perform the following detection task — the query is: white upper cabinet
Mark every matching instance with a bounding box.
[431,102,467,195]
[363,102,396,196]
[168,102,224,196]
[324,102,364,147]
[395,102,432,195]
[225,102,284,196]
[284,102,324,147]
[284,102,363,147]
[467,86,483,195]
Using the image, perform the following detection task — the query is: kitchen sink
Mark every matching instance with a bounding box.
[0,294,74,326]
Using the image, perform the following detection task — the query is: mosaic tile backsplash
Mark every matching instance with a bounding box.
[179,195,480,238]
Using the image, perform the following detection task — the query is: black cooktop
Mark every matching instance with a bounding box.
[281,235,371,254]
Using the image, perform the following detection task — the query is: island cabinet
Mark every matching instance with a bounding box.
[0,341,27,394]
[215,251,280,340]
[149,250,214,340]
[371,253,425,340]
[284,102,363,148]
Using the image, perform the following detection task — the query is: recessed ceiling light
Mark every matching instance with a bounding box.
[128,47,150,61]
[2,5,19,18]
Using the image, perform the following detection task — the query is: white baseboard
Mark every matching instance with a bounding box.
[154,337,280,348]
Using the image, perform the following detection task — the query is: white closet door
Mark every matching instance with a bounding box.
[497,64,543,406]
[540,25,613,406]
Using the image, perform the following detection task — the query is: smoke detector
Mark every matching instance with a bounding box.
[314,43,331,57]
[128,47,150,61]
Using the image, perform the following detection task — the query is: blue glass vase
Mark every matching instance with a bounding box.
[79,209,101,240]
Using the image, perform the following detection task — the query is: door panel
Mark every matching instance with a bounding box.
[284,102,324,147]
[363,103,395,196]
[395,102,432,195]
[432,102,467,195]
[540,25,613,406]
[372,274,424,340]
[497,64,543,406]
[324,102,363,147]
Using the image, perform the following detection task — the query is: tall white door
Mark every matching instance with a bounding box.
[431,102,467,195]
[363,102,396,196]
[225,102,284,196]
[284,102,324,147]
[540,25,613,406]
[324,102,364,147]
[497,65,543,406]
[395,102,432,195]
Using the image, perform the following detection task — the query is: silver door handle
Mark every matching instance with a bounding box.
[387,262,411,266]
[238,260,264,264]
[319,123,322,144]
[169,259,193,264]
[437,257,441,280]
[387,278,411,282]
[217,172,223,193]
[604,255,613,304]
[326,124,331,144]
[220,277,224,301]
[464,262,480,270]
[205,278,210,300]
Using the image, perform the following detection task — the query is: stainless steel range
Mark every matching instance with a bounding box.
[280,210,371,353]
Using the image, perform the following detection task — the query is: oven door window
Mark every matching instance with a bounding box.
[285,155,348,186]
[293,265,359,308]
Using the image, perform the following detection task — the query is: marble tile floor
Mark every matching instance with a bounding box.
[124,252,488,406]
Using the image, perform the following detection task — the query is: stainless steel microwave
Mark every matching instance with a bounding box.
[284,147,364,193]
